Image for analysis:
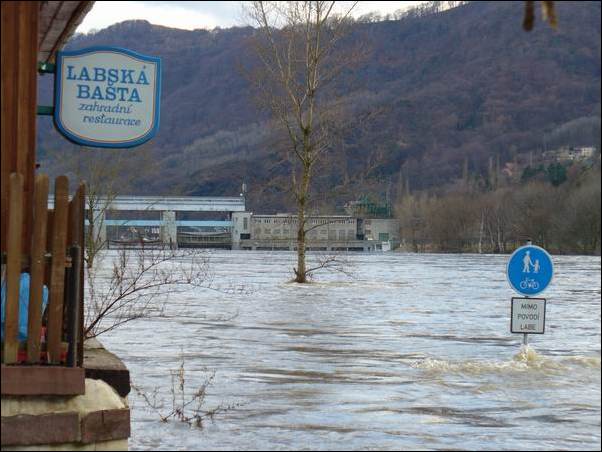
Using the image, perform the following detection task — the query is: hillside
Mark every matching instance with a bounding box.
[36,1,601,212]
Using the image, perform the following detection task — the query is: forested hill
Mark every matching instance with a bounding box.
[37,1,601,211]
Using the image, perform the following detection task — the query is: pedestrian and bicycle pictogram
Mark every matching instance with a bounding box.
[506,245,554,296]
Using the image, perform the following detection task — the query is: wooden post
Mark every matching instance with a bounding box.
[27,174,49,363]
[0,2,39,255]
[16,1,39,255]
[77,184,86,366]
[66,245,81,367]
[47,176,69,364]
[45,209,54,287]
[67,183,85,366]
[4,173,24,364]
[0,4,19,254]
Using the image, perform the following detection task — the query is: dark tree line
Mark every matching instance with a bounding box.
[396,165,601,255]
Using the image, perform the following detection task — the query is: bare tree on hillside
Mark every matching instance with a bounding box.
[246,1,359,283]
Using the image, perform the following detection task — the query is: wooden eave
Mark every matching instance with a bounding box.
[38,1,95,63]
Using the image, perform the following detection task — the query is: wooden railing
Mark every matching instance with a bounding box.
[1,173,85,372]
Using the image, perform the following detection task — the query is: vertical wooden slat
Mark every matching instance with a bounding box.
[47,176,69,364]
[45,209,54,287]
[66,184,83,366]
[27,174,49,363]
[72,183,87,366]
[16,2,39,255]
[46,210,54,249]
[78,185,86,366]
[66,245,82,367]
[1,3,19,254]
[4,173,24,364]
[68,184,84,246]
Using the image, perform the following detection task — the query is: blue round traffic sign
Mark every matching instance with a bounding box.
[507,245,554,296]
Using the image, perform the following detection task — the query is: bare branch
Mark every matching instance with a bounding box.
[133,353,243,429]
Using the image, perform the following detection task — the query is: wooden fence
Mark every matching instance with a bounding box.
[1,173,85,383]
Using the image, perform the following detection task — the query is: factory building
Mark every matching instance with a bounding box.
[231,212,399,252]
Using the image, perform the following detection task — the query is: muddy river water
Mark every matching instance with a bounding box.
[98,251,601,450]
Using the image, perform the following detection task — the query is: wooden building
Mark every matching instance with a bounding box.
[1,3,131,450]
[1,1,94,253]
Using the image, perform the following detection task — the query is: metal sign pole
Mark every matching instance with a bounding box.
[523,239,531,347]
[522,239,532,347]
[523,293,529,346]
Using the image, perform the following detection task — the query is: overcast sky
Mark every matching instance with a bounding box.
[76,1,425,33]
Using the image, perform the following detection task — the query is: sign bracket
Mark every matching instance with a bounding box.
[37,62,56,116]
[38,62,56,74]
[37,105,54,116]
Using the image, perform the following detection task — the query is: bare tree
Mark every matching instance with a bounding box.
[523,1,557,32]
[68,148,148,268]
[133,351,242,429]
[62,148,218,338]
[396,193,428,253]
[77,151,122,269]
[84,245,211,339]
[246,1,358,283]
[553,170,601,254]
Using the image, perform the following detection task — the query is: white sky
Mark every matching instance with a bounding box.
[76,1,425,33]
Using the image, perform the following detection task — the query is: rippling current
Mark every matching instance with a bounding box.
[97,251,601,451]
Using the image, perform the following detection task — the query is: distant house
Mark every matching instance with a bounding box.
[502,162,517,178]
[544,146,597,162]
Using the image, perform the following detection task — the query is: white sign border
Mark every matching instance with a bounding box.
[510,297,547,334]
[54,46,161,149]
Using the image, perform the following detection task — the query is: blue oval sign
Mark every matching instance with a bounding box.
[54,46,161,148]
[507,245,554,296]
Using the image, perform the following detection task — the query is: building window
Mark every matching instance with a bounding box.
[243,217,248,230]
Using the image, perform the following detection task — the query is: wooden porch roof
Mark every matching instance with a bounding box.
[38,1,95,63]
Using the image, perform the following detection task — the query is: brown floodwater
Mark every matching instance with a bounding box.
[97,251,601,450]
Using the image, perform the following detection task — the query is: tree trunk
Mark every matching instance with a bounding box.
[295,160,311,283]
[497,224,504,254]
[295,210,306,282]
[478,211,484,254]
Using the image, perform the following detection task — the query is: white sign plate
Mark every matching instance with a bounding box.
[54,46,161,148]
[510,297,546,334]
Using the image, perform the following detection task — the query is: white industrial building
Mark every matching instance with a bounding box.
[232,212,400,251]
